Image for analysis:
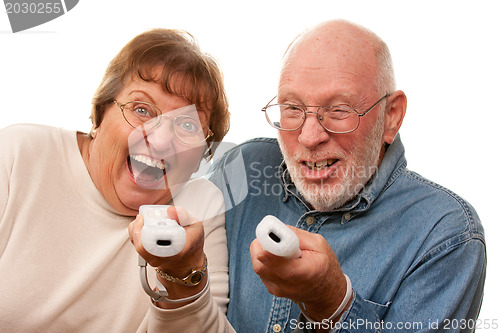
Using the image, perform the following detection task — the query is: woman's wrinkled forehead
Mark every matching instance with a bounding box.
[126,64,214,112]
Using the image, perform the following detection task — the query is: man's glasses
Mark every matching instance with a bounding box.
[115,101,213,146]
[261,94,389,134]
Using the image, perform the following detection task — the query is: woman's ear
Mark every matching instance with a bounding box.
[383,90,407,144]
[90,124,100,139]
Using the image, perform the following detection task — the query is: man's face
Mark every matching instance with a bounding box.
[276,29,388,211]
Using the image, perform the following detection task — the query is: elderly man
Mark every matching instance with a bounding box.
[209,20,485,332]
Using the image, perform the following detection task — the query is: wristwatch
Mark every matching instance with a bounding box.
[155,254,207,286]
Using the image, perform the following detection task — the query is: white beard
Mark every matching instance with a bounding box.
[278,113,385,211]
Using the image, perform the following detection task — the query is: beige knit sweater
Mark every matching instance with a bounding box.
[0,124,232,332]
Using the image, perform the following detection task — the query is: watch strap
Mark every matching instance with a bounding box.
[155,254,207,286]
[138,255,209,303]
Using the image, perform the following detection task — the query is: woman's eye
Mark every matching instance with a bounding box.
[134,107,151,117]
[134,104,159,118]
[174,116,202,135]
[180,121,198,132]
[127,102,158,118]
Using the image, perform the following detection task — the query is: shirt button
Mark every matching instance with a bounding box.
[343,213,351,220]
[306,216,315,225]
[272,324,282,332]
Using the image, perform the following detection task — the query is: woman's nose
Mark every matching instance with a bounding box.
[142,117,176,152]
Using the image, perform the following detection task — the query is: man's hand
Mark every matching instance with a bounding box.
[250,226,351,322]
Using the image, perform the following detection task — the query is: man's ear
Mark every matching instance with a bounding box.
[383,90,407,144]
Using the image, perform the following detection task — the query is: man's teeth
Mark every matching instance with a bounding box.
[305,159,336,171]
[130,154,165,170]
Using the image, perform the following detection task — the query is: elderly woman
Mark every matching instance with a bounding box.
[0,29,230,332]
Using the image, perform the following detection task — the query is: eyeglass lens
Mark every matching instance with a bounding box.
[121,102,208,145]
[265,105,360,133]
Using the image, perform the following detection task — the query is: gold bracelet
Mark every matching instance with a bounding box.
[155,254,207,286]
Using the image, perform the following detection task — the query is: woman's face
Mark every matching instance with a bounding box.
[87,69,211,216]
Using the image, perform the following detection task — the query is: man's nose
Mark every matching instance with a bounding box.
[297,113,330,149]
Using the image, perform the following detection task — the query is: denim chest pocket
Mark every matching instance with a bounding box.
[364,298,392,319]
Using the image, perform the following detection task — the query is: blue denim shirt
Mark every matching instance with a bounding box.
[209,135,486,333]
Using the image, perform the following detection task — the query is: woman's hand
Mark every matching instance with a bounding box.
[128,206,207,307]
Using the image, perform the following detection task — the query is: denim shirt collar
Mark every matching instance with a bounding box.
[280,134,407,213]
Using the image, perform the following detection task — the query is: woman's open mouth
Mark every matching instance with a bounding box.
[128,154,169,187]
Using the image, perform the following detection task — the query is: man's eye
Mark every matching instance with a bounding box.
[282,105,303,117]
[326,110,351,120]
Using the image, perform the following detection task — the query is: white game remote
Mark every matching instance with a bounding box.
[255,215,302,259]
[139,205,186,257]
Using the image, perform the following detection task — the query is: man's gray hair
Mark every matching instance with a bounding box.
[374,39,396,95]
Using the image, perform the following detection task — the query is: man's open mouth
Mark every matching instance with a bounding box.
[128,154,169,184]
[304,159,337,171]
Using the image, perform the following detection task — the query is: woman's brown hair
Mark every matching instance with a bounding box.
[90,28,229,147]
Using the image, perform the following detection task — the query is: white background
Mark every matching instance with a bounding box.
[1,0,498,330]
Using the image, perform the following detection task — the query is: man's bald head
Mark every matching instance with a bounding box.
[282,20,395,95]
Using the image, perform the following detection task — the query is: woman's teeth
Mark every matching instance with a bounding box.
[130,154,165,170]
[305,159,336,171]
[128,154,168,184]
